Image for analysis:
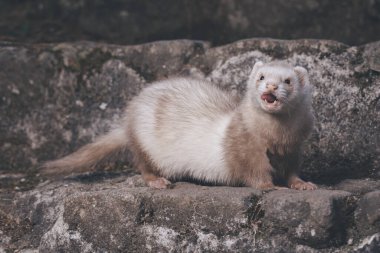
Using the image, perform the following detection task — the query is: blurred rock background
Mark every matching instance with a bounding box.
[0,0,379,46]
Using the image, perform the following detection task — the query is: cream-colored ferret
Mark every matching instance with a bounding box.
[42,61,317,190]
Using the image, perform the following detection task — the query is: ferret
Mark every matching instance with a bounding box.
[42,61,317,190]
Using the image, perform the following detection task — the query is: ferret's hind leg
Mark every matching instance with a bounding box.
[127,125,172,189]
[134,152,171,189]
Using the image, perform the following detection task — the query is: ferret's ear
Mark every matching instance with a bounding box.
[249,61,264,80]
[294,66,310,87]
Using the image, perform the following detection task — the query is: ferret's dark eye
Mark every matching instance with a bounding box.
[284,79,290,84]
[260,75,265,80]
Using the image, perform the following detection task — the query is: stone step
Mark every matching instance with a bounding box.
[1,175,379,252]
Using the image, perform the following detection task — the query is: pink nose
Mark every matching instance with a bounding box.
[267,83,278,90]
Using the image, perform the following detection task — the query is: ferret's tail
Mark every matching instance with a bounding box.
[41,127,128,177]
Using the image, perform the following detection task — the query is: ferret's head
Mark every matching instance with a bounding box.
[247,61,311,114]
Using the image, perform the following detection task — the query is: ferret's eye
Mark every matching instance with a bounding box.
[260,75,265,80]
[284,79,290,84]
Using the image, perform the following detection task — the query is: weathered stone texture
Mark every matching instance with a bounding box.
[355,191,380,236]
[261,190,352,248]
[1,176,379,252]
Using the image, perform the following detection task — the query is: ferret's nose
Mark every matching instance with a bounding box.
[267,83,278,90]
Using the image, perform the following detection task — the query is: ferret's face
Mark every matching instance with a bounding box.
[251,65,302,114]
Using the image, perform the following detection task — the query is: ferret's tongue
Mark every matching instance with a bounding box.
[261,93,277,103]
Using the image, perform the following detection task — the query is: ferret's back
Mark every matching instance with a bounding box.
[134,78,237,115]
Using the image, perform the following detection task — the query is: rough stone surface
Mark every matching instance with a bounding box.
[333,179,380,195]
[0,0,380,46]
[261,190,352,248]
[355,191,380,236]
[0,176,379,252]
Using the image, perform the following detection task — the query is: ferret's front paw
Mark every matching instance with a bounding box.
[147,177,172,189]
[290,181,317,190]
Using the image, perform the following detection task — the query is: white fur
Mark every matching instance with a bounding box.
[130,78,235,183]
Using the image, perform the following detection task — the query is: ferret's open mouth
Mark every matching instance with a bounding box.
[261,93,278,104]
